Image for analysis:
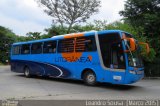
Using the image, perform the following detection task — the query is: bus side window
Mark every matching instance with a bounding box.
[21,44,30,54]
[58,38,74,53]
[31,43,42,54]
[43,41,57,53]
[85,37,96,51]
[12,45,21,55]
[76,36,96,52]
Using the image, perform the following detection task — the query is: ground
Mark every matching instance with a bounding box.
[0,66,160,100]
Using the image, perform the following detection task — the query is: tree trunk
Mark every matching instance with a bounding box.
[67,22,73,34]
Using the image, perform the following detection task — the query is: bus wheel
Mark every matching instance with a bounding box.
[83,71,96,86]
[24,67,31,78]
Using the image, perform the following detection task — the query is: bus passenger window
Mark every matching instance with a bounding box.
[43,41,57,53]
[76,36,96,52]
[12,46,21,55]
[58,39,74,53]
[31,43,42,54]
[21,44,30,54]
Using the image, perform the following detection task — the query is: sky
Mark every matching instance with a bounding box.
[0,0,125,36]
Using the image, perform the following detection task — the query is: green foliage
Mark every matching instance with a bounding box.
[0,62,4,65]
[120,0,160,54]
[26,32,42,40]
[16,36,30,42]
[69,20,107,32]
[120,0,160,33]
[105,21,138,35]
[44,20,107,35]
[141,48,156,62]
[144,57,160,77]
[0,26,17,64]
[44,25,68,36]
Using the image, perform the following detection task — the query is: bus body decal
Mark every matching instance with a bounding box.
[61,33,84,62]
[11,60,71,78]
[43,62,63,77]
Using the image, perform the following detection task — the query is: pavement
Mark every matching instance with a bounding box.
[0,65,160,100]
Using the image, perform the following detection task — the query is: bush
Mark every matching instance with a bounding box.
[144,57,160,77]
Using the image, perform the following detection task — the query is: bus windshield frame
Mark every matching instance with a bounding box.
[122,33,144,68]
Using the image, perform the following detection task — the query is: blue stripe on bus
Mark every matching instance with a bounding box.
[11,60,71,78]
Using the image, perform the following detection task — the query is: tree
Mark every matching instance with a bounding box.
[119,0,160,33]
[26,32,42,40]
[119,0,160,56]
[37,0,101,33]
[0,26,17,64]
[44,25,68,36]
[43,20,107,36]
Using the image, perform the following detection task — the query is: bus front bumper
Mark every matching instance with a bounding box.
[124,72,144,84]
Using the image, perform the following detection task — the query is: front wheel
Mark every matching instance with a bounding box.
[83,71,97,86]
[24,67,31,78]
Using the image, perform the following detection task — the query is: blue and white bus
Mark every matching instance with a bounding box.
[10,30,149,85]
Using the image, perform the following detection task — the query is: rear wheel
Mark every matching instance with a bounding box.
[83,71,97,86]
[24,67,31,78]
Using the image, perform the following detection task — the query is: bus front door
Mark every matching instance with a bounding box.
[110,42,126,84]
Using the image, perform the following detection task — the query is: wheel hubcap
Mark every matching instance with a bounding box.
[25,69,29,76]
[87,74,95,83]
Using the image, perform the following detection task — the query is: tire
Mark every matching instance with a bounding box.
[83,71,97,86]
[24,67,31,78]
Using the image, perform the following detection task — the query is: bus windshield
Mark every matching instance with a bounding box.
[127,50,143,68]
[123,33,143,68]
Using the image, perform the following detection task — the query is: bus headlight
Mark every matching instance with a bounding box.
[129,70,136,74]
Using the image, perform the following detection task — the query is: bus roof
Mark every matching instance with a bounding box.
[12,30,124,46]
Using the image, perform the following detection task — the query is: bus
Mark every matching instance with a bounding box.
[10,30,149,85]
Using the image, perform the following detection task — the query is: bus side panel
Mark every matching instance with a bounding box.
[11,60,24,73]
[109,71,126,84]
[11,60,44,75]
[54,52,106,82]
[11,59,72,78]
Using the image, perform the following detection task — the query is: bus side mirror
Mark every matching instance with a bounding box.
[138,42,150,54]
[122,38,136,52]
